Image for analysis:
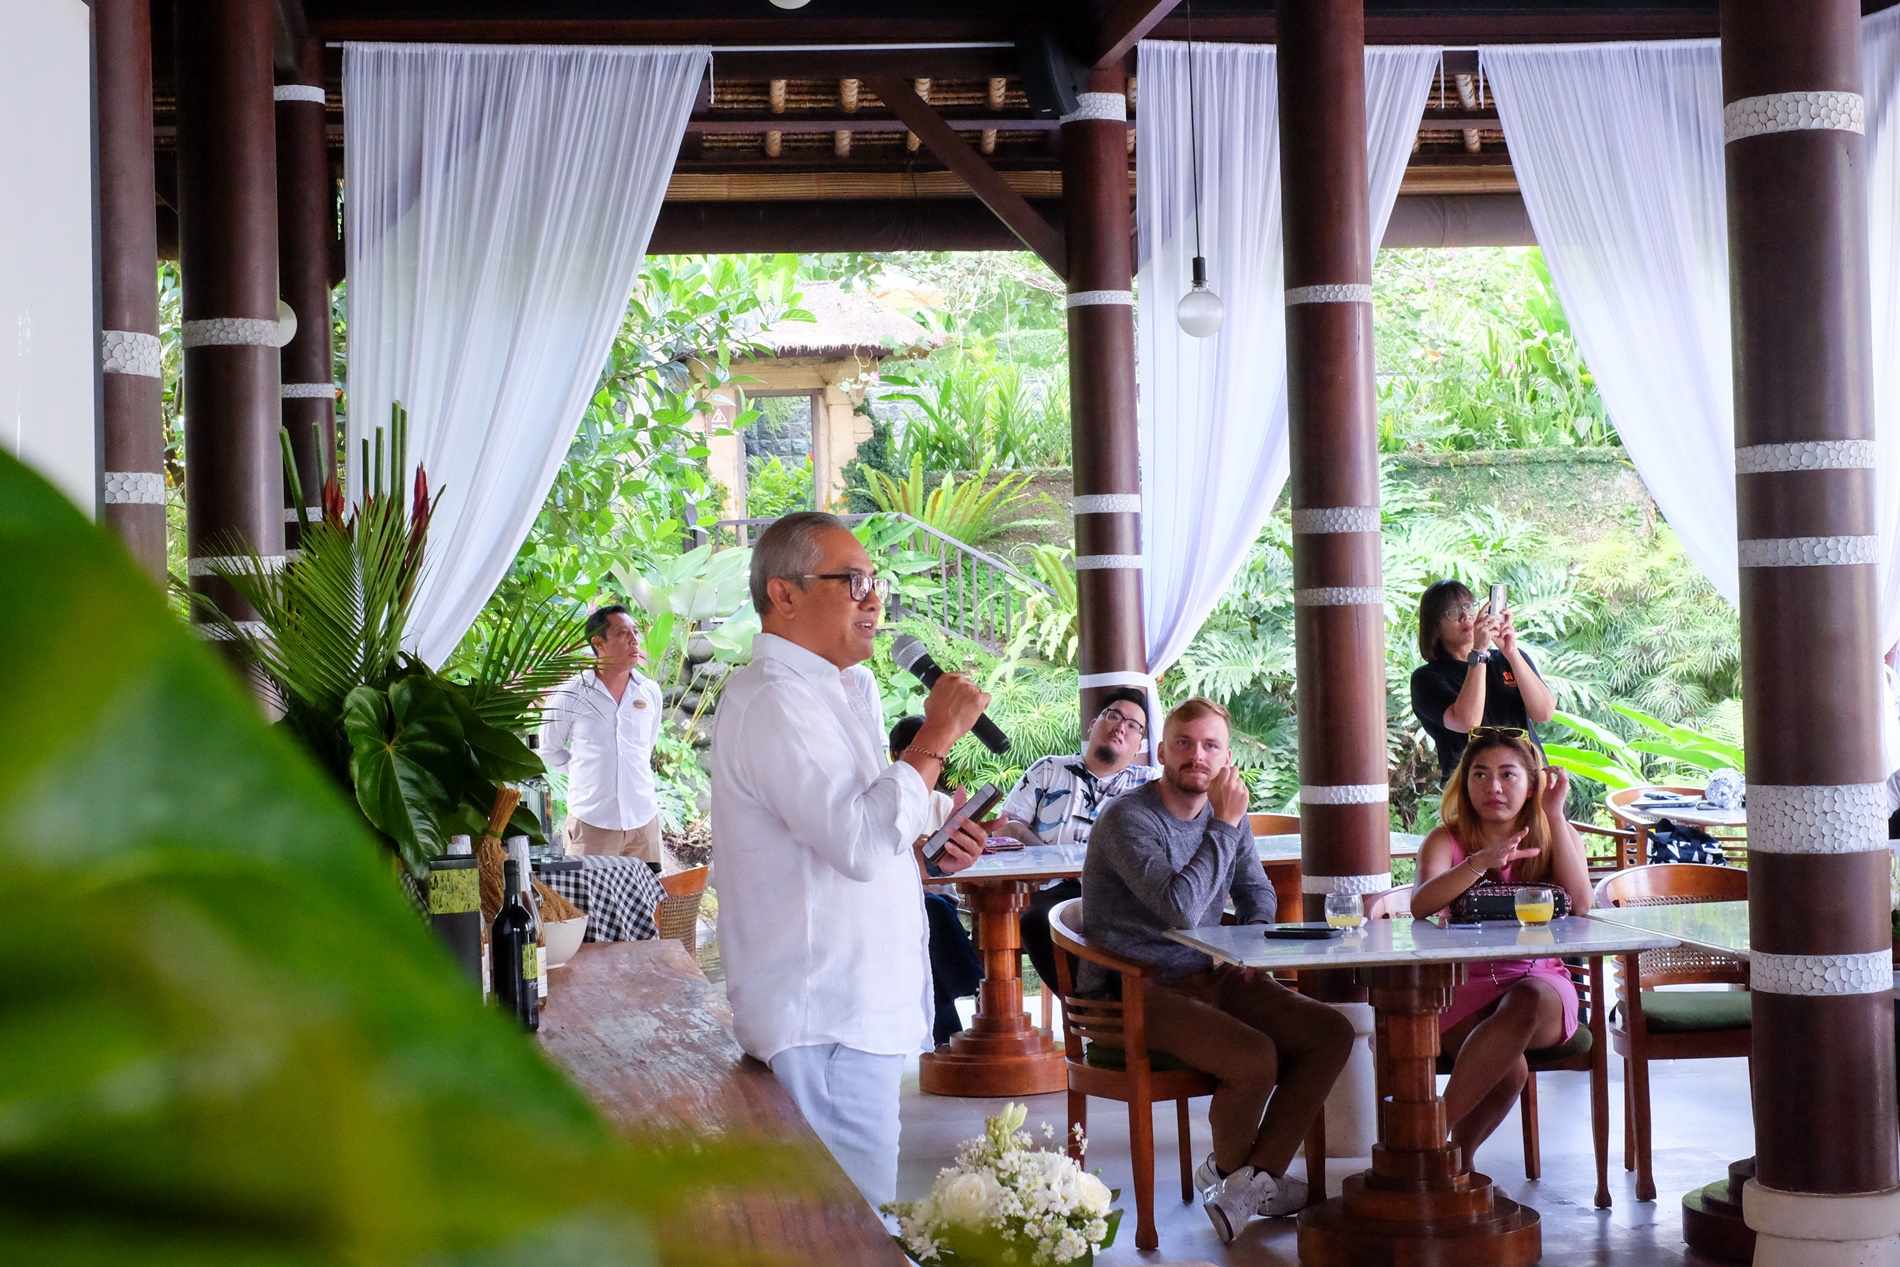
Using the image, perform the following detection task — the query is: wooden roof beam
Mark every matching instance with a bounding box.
[863,75,1067,279]
[1089,0,1186,68]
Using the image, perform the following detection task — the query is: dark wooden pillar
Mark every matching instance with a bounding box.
[1278,0,1391,917]
[276,38,334,542]
[1061,69,1147,730]
[96,0,166,580]
[1720,1,1900,1260]
[174,0,283,632]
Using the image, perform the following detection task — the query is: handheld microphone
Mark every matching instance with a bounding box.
[891,634,1012,754]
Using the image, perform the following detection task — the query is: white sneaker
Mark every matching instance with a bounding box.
[1193,1152,1221,1197]
[1256,1170,1310,1217]
[1202,1165,1268,1244]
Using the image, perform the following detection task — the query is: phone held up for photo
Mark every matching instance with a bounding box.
[1489,582,1507,618]
[922,782,1003,878]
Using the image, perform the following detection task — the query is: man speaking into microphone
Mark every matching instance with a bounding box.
[711,511,992,1209]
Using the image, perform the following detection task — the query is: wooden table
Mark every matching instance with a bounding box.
[1169,916,1679,1266]
[1589,900,1756,1262]
[919,832,1427,1098]
[538,939,906,1267]
[1607,786,1745,867]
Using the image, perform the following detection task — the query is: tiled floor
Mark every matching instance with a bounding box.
[896,995,1754,1266]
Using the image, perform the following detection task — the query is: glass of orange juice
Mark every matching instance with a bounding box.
[1324,893,1366,933]
[1514,886,1556,927]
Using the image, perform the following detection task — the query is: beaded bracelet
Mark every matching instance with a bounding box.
[905,744,949,764]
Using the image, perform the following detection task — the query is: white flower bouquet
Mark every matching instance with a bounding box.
[883,1103,1122,1265]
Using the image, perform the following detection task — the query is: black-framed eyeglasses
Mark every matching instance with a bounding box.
[800,572,892,604]
[1096,707,1148,737]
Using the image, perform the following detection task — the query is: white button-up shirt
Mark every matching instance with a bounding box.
[540,668,663,831]
[710,632,934,1063]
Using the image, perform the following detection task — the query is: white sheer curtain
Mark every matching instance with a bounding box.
[344,43,706,665]
[1135,42,1439,680]
[1482,42,1736,600]
[1486,26,1900,643]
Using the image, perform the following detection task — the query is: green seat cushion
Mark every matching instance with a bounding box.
[1628,989,1752,1034]
[1083,1043,1194,1074]
[1435,1025,1592,1076]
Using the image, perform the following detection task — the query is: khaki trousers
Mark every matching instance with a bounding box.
[1142,963,1355,1176]
[564,815,663,864]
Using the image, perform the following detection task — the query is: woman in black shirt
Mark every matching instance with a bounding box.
[1409,579,1557,778]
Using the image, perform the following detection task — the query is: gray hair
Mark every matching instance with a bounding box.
[750,511,849,614]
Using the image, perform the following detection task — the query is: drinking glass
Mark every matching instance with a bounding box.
[1515,886,1556,927]
[1324,892,1366,932]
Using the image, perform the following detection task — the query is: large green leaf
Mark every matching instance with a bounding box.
[0,451,808,1264]
[341,678,469,868]
[1542,743,1644,790]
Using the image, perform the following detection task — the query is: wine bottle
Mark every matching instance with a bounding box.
[491,858,540,1032]
[508,835,548,1001]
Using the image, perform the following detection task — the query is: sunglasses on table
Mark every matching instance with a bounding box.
[800,571,893,604]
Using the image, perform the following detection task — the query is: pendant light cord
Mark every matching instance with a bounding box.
[1186,0,1204,263]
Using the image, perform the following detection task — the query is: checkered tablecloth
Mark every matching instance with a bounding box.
[537,856,662,943]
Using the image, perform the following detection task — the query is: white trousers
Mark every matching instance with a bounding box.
[768,1043,907,1210]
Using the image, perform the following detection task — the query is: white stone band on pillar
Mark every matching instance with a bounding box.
[1302,872,1394,895]
[183,317,292,349]
[1286,283,1374,306]
[1736,439,1875,473]
[188,554,286,578]
[1059,92,1128,125]
[196,621,270,641]
[1300,784,1389,805]
[1749,950,1893,996]
[1077,670,1154,690]
[1292,506,1380,534]
[1747,783,1888,854]
[1744,1179,1900,1267]
[1724,90,1865,143]
[1065,290,1134,308]
[1072,493,1141,514]
[103,471,165,505]
[1738,535,1878,567]
[1294,586,1384,606]
[1072,554,1143,570]
[284,505,324,523]
[282,382,334,399]
[274,84,326,105]
[102,330,162,377]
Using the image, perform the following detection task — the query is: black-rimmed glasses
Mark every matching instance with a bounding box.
[1097,707,1148,738]
[800,572,892,604]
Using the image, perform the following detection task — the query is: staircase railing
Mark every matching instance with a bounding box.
[712,512,1054,650]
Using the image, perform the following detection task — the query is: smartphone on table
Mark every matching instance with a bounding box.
[922,782,1003,878]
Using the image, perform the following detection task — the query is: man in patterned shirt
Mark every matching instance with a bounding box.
[995,686,1161,991]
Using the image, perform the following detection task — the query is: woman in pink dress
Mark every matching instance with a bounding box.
[1410,727,1593,1164]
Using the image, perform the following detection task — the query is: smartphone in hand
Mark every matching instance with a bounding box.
[922,782,1003,878]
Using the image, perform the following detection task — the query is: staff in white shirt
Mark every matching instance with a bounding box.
[711,512,991,1209]
[540,605,665,864]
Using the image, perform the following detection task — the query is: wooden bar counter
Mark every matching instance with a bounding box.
[538,939,905,1267]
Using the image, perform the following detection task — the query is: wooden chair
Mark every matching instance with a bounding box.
[1573,820,1638,874]
[1048,898,1218,1251]
[1369,885,1615,1207]
[1604,785,1704,869]
[1249,812,1304,922]
[656,866,709,957]
[1594,863,1750,1202]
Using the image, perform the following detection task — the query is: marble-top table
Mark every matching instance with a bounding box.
[1168,915,1680,1265]
[1614,787,1747,831]
[1589,898,1749,957]
[924,831,1426,1098]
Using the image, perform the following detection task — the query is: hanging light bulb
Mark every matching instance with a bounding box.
[1178,254,1224,338]
[1175,0,1223,338]
[768,0,812,8]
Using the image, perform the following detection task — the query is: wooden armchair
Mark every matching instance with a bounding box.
[656,866,709,957]
[1594,863,1750,1202]
[1369,885,1614,1207]
[1047,899,1217,1252]
[1604,785,1704,869]
[1573,821,1638,873]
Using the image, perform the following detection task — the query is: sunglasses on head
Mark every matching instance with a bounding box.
[1469,725,1529,740]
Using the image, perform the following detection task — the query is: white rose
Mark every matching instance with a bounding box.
[933,1169,1004,1227]
[1072,1170,1113,1215]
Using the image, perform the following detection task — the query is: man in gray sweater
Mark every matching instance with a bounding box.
[1081,697,1352,1244]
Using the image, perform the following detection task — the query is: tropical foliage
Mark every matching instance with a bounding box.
[878,348,1071,471]
[867,454,1049,546]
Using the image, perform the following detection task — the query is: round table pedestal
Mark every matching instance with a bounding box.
[920,878,1066,1097]
[1298,963,1542,1267]
[1682,1158,1757,1263]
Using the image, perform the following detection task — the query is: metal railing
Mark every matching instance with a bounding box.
[712,512,1054,650]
